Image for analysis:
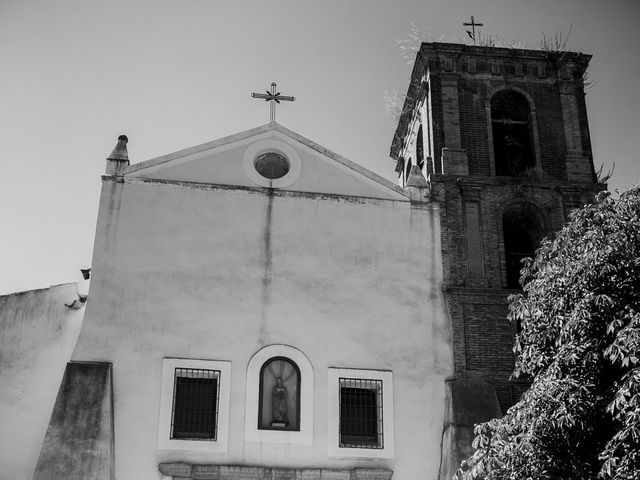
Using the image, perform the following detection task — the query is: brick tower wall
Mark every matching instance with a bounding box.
[390,42,604,478]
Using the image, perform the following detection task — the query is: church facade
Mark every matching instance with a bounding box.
[30,123,451,479]
[0,42,603,480]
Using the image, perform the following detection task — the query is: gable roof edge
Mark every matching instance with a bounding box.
[122,122,409,200]
[124,124,275,175]
[272,124,409,199]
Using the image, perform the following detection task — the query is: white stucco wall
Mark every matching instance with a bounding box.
[0,284,84,479]
[72,148,452,479]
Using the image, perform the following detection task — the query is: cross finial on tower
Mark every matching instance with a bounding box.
[463,16,484,45]
[251,82,296,123]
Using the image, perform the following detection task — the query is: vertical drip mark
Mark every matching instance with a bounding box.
[104,180,123,250]
[259,189,274,343]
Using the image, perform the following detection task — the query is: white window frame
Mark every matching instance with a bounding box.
[244,344,313,444]
[157,358,231,452]
[327,368,394,458]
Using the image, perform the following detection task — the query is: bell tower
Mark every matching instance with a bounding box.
[390,42,603,477]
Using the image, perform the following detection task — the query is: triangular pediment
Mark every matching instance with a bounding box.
[125,124,408,201]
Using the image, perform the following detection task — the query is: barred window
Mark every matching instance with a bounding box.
[339,378,383,449]
[171,368,220,440]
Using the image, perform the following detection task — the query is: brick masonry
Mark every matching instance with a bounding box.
[392,43,603,414]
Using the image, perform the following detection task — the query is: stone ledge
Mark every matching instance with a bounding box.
[158,464,393,480]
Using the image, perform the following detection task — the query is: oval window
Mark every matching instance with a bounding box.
[254,152,290,179]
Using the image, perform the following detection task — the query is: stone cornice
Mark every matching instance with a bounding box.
[158,464,393,480]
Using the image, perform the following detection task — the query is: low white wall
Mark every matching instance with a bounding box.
[0,284,84,479]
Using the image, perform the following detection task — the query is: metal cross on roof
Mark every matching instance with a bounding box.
[251,82,295,123]
[463,15,484,45]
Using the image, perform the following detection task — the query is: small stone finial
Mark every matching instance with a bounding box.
[107,134,129,162]
[105,134,129,175]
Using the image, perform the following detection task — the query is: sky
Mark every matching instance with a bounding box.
[1,0,639,295]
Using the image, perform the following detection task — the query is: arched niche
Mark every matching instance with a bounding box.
[244,344,313,444]
[501,202,545,289]
[486,87,541,178]
[258,356,300,431]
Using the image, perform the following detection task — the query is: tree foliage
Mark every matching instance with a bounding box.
[455,188,640,480]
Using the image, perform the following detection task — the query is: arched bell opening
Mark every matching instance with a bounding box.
[502,204,544,289]
[491,90,536,177]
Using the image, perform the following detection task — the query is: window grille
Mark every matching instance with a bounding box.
[339,378,383,449]
[171,368,220,440]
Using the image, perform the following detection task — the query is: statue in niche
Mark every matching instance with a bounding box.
[271,377,289,426]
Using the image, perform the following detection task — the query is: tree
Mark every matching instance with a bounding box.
[455,188,640,480]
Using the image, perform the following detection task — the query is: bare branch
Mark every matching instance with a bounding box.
[595,162,615,185]
[539,25,573,63]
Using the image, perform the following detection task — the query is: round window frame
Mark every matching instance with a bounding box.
[253,152,291,180]
[242,139,302,188]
